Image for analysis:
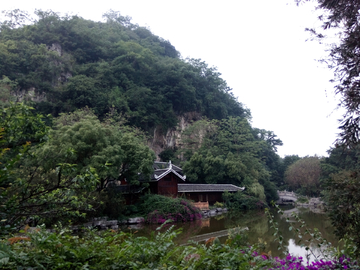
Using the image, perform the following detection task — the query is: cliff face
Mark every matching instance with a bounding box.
[8,43,205,158]
[148,111,202,159]
[13,43,72,104]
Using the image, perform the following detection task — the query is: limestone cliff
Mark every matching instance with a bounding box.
[12,43,72,103]
[148,111,202,159]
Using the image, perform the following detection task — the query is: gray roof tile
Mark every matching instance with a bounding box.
[178,184,245,193]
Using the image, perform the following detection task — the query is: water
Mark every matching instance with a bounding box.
[124,206,338,261]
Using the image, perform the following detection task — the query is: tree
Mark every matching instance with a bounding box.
[320,144,360,254]
[297,0,360,253]
[182,117,281,203]
[284,156,322,196]
[277,155,301,188]
[296,0,360,146]
[42,109,156,191]
[0,105,155,229]
[323,170,360,253]
[0,76,16,108]
[0,103,99,229]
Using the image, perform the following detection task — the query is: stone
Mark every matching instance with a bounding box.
[209,209,217,216]
[105,220,118,227]
[127,217,145,224]
[83,222,93,228]
[93,220,105,227]
[127,223,144,230]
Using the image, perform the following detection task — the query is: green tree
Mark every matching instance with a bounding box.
[0,10,249,132]
[182,117,279,203]
[0,76,16,108]
[285,156,322,196]
[44,109,156,190]
[0,105,155,228]
[296,0,360,146]
[0,103,99,229]
[297,0,360,253]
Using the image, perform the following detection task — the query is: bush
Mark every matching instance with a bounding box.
[2,223,357,269]
[213,201,224,208]
[222,191,267,211]
[297,195,309,204]
[139,194,202,223]
[0,225,274,269]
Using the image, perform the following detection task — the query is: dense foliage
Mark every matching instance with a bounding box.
[285,156,322,197]
[0,104,155,230]
[0,8,290,212]
[320,145,360,256]
[222,191,266,210]
[0,10,248,131]
[0,217,358,269]
[297,0,360,255]
[181,117,280,204]
[296,0,360,146]
[0,103,99,229]
[138,194,202,223]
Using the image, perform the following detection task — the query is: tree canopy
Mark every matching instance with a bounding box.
[0,104,155,229]
[0,10,249,132]
[297,0,360,254]
[285,156,322,196]
[181,117,280,203]
[297,0,360,146]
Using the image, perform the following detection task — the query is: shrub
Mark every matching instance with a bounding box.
[2,223,357,269]
[213,201,224,208]
[0,225,275,269]
[139,194,202,223]
[222,191,267,211]
[297,195,309,204]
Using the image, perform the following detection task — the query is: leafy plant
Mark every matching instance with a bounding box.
[223,191,266,211]
[139,194,202,223]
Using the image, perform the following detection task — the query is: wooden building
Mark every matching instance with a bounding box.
[113,161,244,204]
[178,183,244,204]
[148,161,186,196]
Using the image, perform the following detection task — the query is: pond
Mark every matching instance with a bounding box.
[124,205,338,262]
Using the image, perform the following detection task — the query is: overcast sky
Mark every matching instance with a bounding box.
[1,0,343,157]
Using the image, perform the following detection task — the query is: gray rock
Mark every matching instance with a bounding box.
[128,217,145,224]
[127,223,144,230]
[110,225,119,230]
[209,209,217,216]
[93,220,105,227]
[83,222,93,228]
[105,220,118,226]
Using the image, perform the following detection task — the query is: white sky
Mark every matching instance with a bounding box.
[2,0,344,157]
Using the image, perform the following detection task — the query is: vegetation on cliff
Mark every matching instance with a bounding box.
[0,9,248,131]
[0,9,287,220]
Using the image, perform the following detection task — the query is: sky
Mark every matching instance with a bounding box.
[1,0,344,157]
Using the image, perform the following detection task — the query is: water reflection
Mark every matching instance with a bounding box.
[124,206,338,261]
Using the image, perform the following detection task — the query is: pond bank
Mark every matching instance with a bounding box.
[69,207,229,232]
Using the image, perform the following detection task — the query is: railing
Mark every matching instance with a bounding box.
[187,227,248,244]
[277,191,297,198]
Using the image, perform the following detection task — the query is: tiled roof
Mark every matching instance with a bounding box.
[149,161,186,182]
[178,184,245,193]
[153,161,182,172]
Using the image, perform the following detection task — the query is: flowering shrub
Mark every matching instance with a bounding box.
[0,224,359,269]
[265,254,359,269]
